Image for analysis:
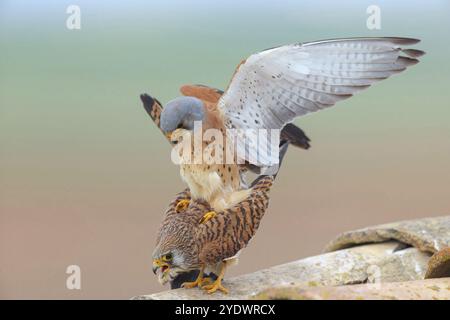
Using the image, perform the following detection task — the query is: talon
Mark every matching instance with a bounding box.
[181,279,201,289]
[175,199,190,212]
[201,262,228,294]
[199,211,217,224]
[181,270,204,289]
[202,280,229,294]
[200,277,213,287]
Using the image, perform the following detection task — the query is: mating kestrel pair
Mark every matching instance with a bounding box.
[142,37,424,294]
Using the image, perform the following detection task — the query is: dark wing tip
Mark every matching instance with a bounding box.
[281,123,311,150]
[140,93,155,117]
[402,48,426,58]
[385,37,421,45]
[398,56,420,66]
[140,93,164,118]
[301,37,422,48]
[140,93,154,106]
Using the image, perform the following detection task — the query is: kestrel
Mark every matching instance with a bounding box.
[152,173,276,294]
[150,37,424,217]
[140,86,310,219]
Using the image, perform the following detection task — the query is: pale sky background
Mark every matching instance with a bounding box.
[1,0,449,299]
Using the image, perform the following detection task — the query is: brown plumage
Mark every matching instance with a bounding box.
[152,175,274,294]
[141,90,293,292]
[140,92,243,211]
[142,86,305,292]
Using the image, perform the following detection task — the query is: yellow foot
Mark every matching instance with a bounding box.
[199,211,217,224]
[202,280,229,294]
[200,277,213,287]
[175,199,190,212]
[181,276,203,289]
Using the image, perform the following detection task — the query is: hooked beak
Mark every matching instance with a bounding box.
[167,129,185,145]
[152,258,170,284]
[153,258,169,274]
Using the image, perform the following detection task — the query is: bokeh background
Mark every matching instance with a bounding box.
[1,0,449,299]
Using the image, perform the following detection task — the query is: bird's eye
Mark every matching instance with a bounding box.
[162,253,173,261]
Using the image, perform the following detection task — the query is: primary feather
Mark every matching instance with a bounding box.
[218,37,424,166]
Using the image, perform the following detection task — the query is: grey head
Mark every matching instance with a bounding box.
[160,96,205,133]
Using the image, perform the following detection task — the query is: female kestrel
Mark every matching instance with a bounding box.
[152,173,276,294]
[151,37,424,217]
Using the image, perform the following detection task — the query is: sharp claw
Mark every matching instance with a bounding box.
[181,281,199,289]
[199,211,217,224]
[175,199,190,212]
[200,263,228,294]
[181,270,205,289]
[202,283,229,294]
[200,277,212,287]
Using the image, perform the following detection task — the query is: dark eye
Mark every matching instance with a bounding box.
[177,123,183,129]
[163,253,173,261]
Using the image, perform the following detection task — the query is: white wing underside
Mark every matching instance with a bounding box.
[218,37,424,166]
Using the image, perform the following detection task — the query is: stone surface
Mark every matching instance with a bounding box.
[254,278,450,300]
[325,216,450,254]
[133,216,449,300]
[425,247,450,279]
[133,242,430,300]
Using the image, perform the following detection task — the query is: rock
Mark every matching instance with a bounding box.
[253,278,450,300]
[133,215,450,300]
[325,216,450,254]
[425,247,450,279]
[133,241,430,300]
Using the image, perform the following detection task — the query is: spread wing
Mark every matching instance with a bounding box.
[218,37,425,166]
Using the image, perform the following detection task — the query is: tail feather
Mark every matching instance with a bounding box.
[280,123,311,150]
[250,141,289,187]
[244,123,310,182]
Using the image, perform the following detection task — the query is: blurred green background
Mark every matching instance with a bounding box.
[1,0,449,299]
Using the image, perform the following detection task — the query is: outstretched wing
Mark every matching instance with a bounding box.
[218,37,425,165]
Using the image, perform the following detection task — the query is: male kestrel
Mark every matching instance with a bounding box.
[149,37,424,218]
[140,86,310,220]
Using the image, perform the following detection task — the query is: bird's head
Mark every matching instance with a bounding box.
[160,96,205,144]
[152,239,198,285]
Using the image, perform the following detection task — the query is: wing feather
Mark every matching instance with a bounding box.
[218,37,424,166]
